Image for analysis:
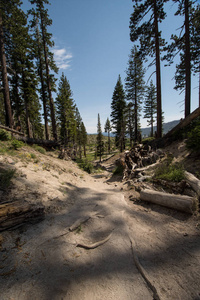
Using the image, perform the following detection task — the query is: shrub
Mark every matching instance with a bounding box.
[76,158,94,174]
[0,169,15,189]
[0,129,11,141]
[154,162,185,182]
[11,140,24,150]
[142,136,155,145]
[33,145,46,154]
[186,124,200,152]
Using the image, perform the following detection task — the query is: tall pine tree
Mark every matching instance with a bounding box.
[143,80,157,137]
[96,113,104,162]
[125,45,145,143]
[130,0,167,138]
[29,0,58,140]
[56,73,76,146]
[111,75,126,152]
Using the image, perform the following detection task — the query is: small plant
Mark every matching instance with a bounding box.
[75,225,83,234]
[154,162,185,182]
[0,129,11,141]
[76,158,94,174]
[30,153,37,159]
[0,168,16,190]
[33,145,46,154]
[186,124,200,152]
[11,139,24,150]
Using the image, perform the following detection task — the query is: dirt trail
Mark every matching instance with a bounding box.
[0,150,200,300]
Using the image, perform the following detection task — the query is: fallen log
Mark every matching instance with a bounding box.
[185,171,200,197]
[140,189,195,213]
[0,124,24,136]
[0,201,45,231]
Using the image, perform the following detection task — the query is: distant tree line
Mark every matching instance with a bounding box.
[110,0,200,151]
[0,0,87,157]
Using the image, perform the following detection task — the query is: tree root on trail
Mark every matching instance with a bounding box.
[129,236,161,300]
[76,232,113,249]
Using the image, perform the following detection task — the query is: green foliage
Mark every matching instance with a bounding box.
[125,45,145,143]
[186,123,200,152]
[154,157,185,182]
[0,129,11,141]
[0,169,16,190]
[76,158,94,174]
[11,140,24,150]
[55,73,76,145]
[142,137,155,145]
[33,145,46,154]
[111,75,126,152]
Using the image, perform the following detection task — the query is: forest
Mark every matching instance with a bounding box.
[0,0,200,159]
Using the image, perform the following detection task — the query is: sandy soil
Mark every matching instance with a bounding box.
[0,145,200,300]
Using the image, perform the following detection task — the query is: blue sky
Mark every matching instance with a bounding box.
[24,0,199,133]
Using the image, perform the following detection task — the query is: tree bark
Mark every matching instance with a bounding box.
[153,0,162,138]
[36,22,49,140]
[0,10,13,128]
[40,12,57,141]
[185,0,191,117]
[140,189,195,213]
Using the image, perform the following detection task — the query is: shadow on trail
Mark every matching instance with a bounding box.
[0,181,200,300]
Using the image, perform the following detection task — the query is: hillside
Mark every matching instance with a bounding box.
[141,120,180,137]
[0,140,200,300]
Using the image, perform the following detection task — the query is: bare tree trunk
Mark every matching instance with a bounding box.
[40,13,57,141]
[22,70,33,139]
[185,0,191,117]
[36,22,49,140]
[153,0,162,138]
[0,10,13,128]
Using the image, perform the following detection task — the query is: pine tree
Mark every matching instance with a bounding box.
[29,0,58,140]
[80,122,87,157]
[104,118,112,154]
[143,80,157,137]
[96,113,104,162]
[125,45,145,143]
[8,3,43,138]
[0,2,14,128]
[111,75,126,152]
[56,73,76,146]
[130,0,167,138]
[75,107,82,159]
[163,0,199,117]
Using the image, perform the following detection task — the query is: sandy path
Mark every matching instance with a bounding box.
[0,178,154,300]
[0,152,200,300]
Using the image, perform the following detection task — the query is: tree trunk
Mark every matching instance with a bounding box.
[22,70,33,139]
[153,0,162,138]
[40,13,57,141]
[140,189,195,213]
[36,23,49,140]
[0,10,13,128]
[185,0,191,117]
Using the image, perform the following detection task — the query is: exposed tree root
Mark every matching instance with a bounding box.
[76,232,113,249]
[129,236,161,300]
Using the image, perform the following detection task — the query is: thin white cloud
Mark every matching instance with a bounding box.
[53,48,73,70]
